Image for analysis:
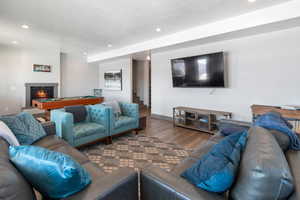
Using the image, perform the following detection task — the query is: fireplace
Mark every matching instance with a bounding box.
[25,83,58,107]
[31,86,54,101]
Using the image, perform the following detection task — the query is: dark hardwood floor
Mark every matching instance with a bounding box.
[139,108,211,150]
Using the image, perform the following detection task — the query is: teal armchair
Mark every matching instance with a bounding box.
[50,105,110,147]
[109,102,139,137]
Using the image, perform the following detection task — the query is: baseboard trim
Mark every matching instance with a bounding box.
[151,114,173,121]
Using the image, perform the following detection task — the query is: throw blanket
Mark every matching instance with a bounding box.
[254,112,300,150]
[0,121,20,146]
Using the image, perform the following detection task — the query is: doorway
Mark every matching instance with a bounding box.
[132,52,151,115]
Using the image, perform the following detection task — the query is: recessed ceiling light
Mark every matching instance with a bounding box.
[21,24,29,29]
[107,44,112,48]
[248,0,256,3]
[11,41,18,44]
[83,52,88,56]
[156,28,161,32]
[146,55,151,60]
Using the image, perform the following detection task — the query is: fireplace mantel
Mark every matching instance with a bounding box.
[25,83,59,108]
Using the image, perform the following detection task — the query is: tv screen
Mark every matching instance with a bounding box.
[171,52,225,88]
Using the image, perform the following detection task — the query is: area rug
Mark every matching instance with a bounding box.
[81,134,192,174]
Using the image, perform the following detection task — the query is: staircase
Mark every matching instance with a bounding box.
[133,92,147,109]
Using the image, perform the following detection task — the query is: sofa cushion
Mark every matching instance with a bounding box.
[0,138,36,200]
[142,165,225,200]
[0,158,37,200]
[181,132,247,193]
[171,158,197,176]
[63,167,137,200]
[230,126,294,200]
[65,105,87,123]
[286,150,300,200]
[190,140,217,159]
[73,122,105,139]
[270,129,290,151]
[33,135,66,149]
[9,145,92,199]
[52,144,90,165]
[33,135,89,164]
[0,112,46,145]
[0,139,9,159]
[115,116,136,129]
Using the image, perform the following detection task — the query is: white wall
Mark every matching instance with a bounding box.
[60,53,99,97]
[98,57,133,102]
[151,27,300,121]
[0,44,60,115]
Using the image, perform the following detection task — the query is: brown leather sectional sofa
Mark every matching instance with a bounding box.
[0,122,138,200]
[140,126,300,200]
[1,120,300,200]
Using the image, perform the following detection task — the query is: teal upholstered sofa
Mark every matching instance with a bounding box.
[50,105,110,147]
[109,102,139,137]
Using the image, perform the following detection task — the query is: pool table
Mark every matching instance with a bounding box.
[32,96,104,110]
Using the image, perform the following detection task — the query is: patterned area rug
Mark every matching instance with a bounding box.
[81,134,192,174]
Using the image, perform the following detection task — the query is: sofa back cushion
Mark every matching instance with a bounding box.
[0,139,36,200]
[286,150,300,200]
[230,126,294,200]
[270,129,290,151]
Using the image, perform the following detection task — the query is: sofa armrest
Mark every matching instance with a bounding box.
[141,166,225,200]
[41,122,56,135]
[50,110,74,146]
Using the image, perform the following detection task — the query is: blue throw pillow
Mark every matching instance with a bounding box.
[65,105,87,123]
[0,112,46,145]
[181,131,248,193]
[9,146,92,198]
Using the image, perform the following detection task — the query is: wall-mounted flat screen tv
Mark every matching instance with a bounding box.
[171,52,226,88]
